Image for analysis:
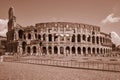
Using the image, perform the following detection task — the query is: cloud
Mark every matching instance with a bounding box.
[0,19,8,36]
[111,31,120,46]
[102,13,120,24]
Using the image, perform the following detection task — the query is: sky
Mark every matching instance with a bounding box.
[0,0,120,44]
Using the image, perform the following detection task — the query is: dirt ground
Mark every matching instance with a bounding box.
[0,62,120,80]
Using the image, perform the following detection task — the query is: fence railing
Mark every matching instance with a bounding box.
[3,56,120,72]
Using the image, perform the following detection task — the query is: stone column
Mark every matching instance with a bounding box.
[58,46,60,55]
[52,34,54,42]
[30,46,32,55]
[52,46,54,55]
[63,46,66,56]
[75,47,77,56]
[75,35,77,43]
[81,48,83,55]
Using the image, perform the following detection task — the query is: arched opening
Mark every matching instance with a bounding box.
[77,34,81,42]
[72,47,75,54]
[66,46,70,54]
[24,34,26,39]
[33,46,37,54]
[104,48,106,54]
[54,34,58,41]
[60,47,64,54]
[88,47,91,54]
[83,47,86,54]
[72,34,75,42]
[27,47,31,54]
[83,35,86,41]
[22,41,26,54]
[48,46,52,54]
[77,47,81,54]
[96,36,99,44]
[106,49,107,53]
[42,47,47,54]
[35,34,37,39]
[18,30,23,39]
[97,48,99,54]
[28,33,31,39]
[48,34,52,41]
[100,48,102,54]
[38,34,41,40]
[43,34,46,41]
[54,46,58,54]
[87,35,91,42]
[92,36,95,44]
[92,48,95,54]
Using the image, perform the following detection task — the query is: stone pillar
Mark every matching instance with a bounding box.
[52,34,54,42]
[86,47,88,55]
[46,46,49,55]
[58,46,60,55]
[30,46,32,55]
[81,48,83,55]
[63,46,66,56]
[52,46,54,55]
[70,46,72,55]
[75,35,77,43]
[75,47,77,56]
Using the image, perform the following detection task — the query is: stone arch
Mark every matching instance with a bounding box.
[77,47,81,54]
[38,34,41,40]
[92,48,95,54]
[54,46,58,54]
[48,34,52,41]
[106,48,107,53]
[83,47,86,54]
[66,46,70,54]
[35,34,37,39]
[43,34,46,41]
[60,47,64,54]
[48,46,52,54]
[33,46,37,54]
[27,46,31,54]
[54,34,58,41]
[92,36,95,44]
[100,48,102,54]
[24,34,26,39]
[42,47,47,54]
[22,41,26,53]
[97,48,99,54]
[28,33,31,39]
[88,47,91,54]
[72,47,76,54]
[72,34,75,42]
[18,30,23,39]
[87,35,91,42]
[104,48,106,54]
[83,35,86,41]
[96,36,99,44]
[77,34,81,42]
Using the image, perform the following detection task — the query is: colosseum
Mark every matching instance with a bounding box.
[6,7,112,56]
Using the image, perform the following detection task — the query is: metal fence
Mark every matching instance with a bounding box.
[3,56,120,72]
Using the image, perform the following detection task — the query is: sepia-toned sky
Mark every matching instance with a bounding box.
[0,0,120,40]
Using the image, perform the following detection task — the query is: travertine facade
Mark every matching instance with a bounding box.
[6,7,112,56]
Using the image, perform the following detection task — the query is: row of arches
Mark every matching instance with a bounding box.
[18,29,111,46]
[42,46,111,55]
[36,34,101,44]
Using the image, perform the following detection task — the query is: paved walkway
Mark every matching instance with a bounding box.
[0,62,120,80]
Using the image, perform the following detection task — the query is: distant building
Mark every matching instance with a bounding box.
[6,7,112,56]
[0,36,7,56]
